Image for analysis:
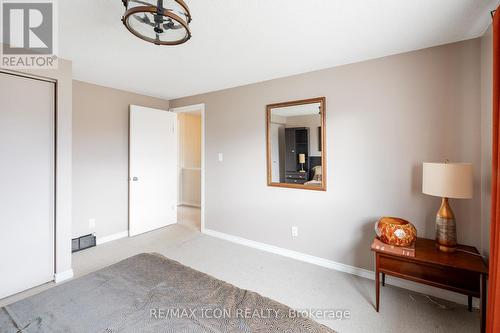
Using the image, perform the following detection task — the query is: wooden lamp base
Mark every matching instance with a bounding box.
[435,197,457,253]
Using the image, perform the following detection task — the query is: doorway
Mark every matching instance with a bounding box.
[171,104,205,232]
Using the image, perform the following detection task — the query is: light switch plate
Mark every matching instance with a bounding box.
[89,218,96,229]
[291,226,298,238]
[218,152,223,162]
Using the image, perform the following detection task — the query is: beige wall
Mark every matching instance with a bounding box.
[72,80,169,239]
[178,113,202,206]
[481,26,493,258]
[171,39,483,271]
[179,113,202,168]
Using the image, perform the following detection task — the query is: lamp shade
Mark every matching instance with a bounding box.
[299,154,306,164]
[422,163,473,199]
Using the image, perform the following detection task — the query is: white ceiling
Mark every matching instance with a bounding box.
[272,103,321,117]
[59,0,499,100]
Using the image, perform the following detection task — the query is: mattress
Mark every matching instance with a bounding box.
[0,253,337,333]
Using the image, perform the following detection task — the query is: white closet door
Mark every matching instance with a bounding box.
[0,73,55,299]
[129,105,178,237]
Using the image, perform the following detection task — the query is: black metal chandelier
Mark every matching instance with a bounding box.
[122,0,192,45]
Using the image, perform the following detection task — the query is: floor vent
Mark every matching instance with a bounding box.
[72,234,96,253]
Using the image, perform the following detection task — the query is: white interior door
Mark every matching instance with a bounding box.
[270,123,285,182]
[0,72,55,299]
[129,105,178,237]
[270,123,281,182]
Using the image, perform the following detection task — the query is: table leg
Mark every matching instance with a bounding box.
[467,295,472,312]
[375,253,380,312]
[382,272,385,287]
[480,274,486,333]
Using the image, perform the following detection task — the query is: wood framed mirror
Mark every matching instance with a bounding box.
[266,97,326,191]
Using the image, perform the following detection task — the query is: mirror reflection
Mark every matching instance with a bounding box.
[267,98,325,190]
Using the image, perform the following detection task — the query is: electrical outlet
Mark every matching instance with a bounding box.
[89,218,96,229]
[291,226,298,238]
[218,152,223,162]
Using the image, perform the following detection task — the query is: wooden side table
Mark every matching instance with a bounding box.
[372,237,488,332]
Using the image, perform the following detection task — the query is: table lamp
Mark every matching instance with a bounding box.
[422,162,473,253]
[299,154,306,173]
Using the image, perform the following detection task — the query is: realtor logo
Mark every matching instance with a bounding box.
[1,0,57,68]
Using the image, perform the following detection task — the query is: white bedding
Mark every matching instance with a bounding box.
[304,180,322,186]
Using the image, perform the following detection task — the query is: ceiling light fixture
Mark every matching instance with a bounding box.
[122,0,192,45]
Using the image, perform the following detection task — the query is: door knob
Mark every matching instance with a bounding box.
[132,177,139,181]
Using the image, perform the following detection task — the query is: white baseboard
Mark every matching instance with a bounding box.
[203,228,478,308]
[96,230,129,245]
[54,269,74,283]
